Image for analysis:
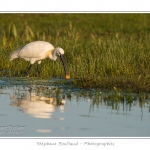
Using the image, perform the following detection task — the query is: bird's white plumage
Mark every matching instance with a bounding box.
[10,41,56,64]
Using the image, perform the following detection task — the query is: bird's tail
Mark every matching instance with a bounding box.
[10,49,20,61]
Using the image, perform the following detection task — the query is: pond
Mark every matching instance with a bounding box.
[0,78,150,137]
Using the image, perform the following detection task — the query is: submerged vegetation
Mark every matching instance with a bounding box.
[0,14,150,92]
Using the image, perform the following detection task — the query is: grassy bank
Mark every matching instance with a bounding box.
[0,14,150,92]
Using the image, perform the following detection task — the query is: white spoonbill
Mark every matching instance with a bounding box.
[10,41,70,79]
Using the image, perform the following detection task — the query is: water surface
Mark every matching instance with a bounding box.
[0,78,150,137]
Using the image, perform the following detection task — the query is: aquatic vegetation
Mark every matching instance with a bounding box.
[1,79,149,114]
[0,14,150,91]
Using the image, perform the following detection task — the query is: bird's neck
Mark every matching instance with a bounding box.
[49,49,58,61]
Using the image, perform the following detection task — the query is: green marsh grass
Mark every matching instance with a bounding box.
[0,14,150,92]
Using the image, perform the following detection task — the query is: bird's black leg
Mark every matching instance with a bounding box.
[35,63,40,77]
[26,64,32,76]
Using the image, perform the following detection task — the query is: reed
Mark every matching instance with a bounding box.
[0,14,150,92]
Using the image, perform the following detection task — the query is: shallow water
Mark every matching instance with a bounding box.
[0,78,150,137]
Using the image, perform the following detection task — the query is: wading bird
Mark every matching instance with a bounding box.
[10,41,70,79]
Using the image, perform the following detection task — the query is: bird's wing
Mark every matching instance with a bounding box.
[18,41,54,59]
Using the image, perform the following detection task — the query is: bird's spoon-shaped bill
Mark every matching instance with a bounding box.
[65,74,70,79]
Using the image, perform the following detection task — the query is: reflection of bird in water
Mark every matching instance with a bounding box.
[10,91,65,119]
